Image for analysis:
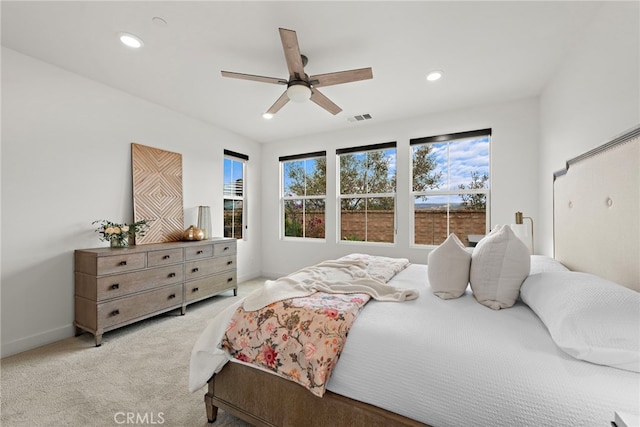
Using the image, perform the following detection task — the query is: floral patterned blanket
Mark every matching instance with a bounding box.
[219,255,414,397]
[221,292,370,397]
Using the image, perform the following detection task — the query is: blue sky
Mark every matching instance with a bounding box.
[428,136,490,190]
[224,158,243,195]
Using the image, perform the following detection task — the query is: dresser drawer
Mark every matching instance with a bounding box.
[185,255,236,280]
[93,265,183,301]
[148,248,184,267]
[185,244,214,260]
[214,241,236,256]
[97,284,183,329]
[185,272,237,303]
[96,252,146,275]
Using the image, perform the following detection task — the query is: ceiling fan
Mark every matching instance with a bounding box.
[221,28,373,116]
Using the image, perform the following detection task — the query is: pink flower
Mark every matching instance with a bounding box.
[261,345,278,367]
[226,319,237,331]
[304,342,316,359]
[282,333,288,341]
[323,308,339,318]
[350,297,365,304]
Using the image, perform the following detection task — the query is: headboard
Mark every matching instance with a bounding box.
[553,125,640,291]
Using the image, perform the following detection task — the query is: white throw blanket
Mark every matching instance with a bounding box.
[243,258,418,311]
[188,255,416,392]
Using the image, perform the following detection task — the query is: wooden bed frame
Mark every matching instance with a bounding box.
[203,125,639,426]
[205,362,427,426]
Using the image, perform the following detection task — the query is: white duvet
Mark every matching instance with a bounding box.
[190,264,640,426]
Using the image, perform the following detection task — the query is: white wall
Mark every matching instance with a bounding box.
[261,98,540,278]
[1,48,262,357]
[538,1,640,256]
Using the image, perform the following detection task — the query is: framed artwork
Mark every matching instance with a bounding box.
[132,143,184,243]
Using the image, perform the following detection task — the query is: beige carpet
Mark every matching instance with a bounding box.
[0,280,265,427]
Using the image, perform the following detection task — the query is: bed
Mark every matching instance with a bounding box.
[190,125,640,427]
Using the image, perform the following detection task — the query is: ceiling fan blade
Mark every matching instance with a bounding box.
[279,28,305,79]
[310,88,342,115]
[265,91,290,115]
[310,67,373,88]
[221,71,287,85]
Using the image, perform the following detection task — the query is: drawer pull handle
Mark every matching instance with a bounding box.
[163,255,171,259]
[168,294,176,299]
[192,287,199,293]
[227,261,233,265]
[111,309,120,316]
[197,250,204,255]
[192,268,199,273]
[119,261,127,266]
[168,272,176,278]
[223,246,229,251]
[111,284,120,290]
[227,277,233,283]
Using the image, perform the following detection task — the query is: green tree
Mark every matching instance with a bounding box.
[412,144,442,195]
[458,171,489,209]
[340,150,395,210]
[284,158,326,210]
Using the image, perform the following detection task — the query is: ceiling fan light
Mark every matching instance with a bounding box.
[286,84,311,103]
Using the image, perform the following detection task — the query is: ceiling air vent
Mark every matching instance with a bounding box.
[347,113,373,122]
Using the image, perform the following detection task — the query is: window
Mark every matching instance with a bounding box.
[411,129,490,247]
[280,151,326,239]
[223,150,247,239]
[337,142,396,243]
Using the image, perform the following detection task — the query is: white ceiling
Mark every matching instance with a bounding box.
[1,1,601,143]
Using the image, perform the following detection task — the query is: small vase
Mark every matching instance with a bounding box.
[110,237,128,248]
[197,206,212,239]
[183,225,205,241]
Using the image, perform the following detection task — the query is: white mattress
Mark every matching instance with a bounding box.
[325,264,640,426]
[190,264,640,426]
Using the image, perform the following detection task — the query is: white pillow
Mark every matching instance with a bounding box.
[470,225,530,309]
[529,255,569,275]
[428,233,471,299]
[521,271,640,373]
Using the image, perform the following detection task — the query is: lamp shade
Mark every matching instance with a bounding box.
[286,84,311,102]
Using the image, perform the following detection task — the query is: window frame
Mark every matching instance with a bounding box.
[337,141,397,245]
[409,129,491,248]
[280,151,327,240]
[223,149,248,241]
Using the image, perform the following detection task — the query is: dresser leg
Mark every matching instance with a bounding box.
[95,334,103,347]
[233,288,237,296]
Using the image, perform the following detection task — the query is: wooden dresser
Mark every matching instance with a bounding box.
[74,238,237,346]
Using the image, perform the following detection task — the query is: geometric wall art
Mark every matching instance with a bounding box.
[132,143,184,244]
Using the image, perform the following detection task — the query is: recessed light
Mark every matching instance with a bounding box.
[426,70,443,82]
[262,113,273,120]
[152,17,167,26]
[119,32,144,49]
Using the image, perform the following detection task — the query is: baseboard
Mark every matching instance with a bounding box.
[258,271,285,280]
[1,324,74,358]
[237,272,263,283]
